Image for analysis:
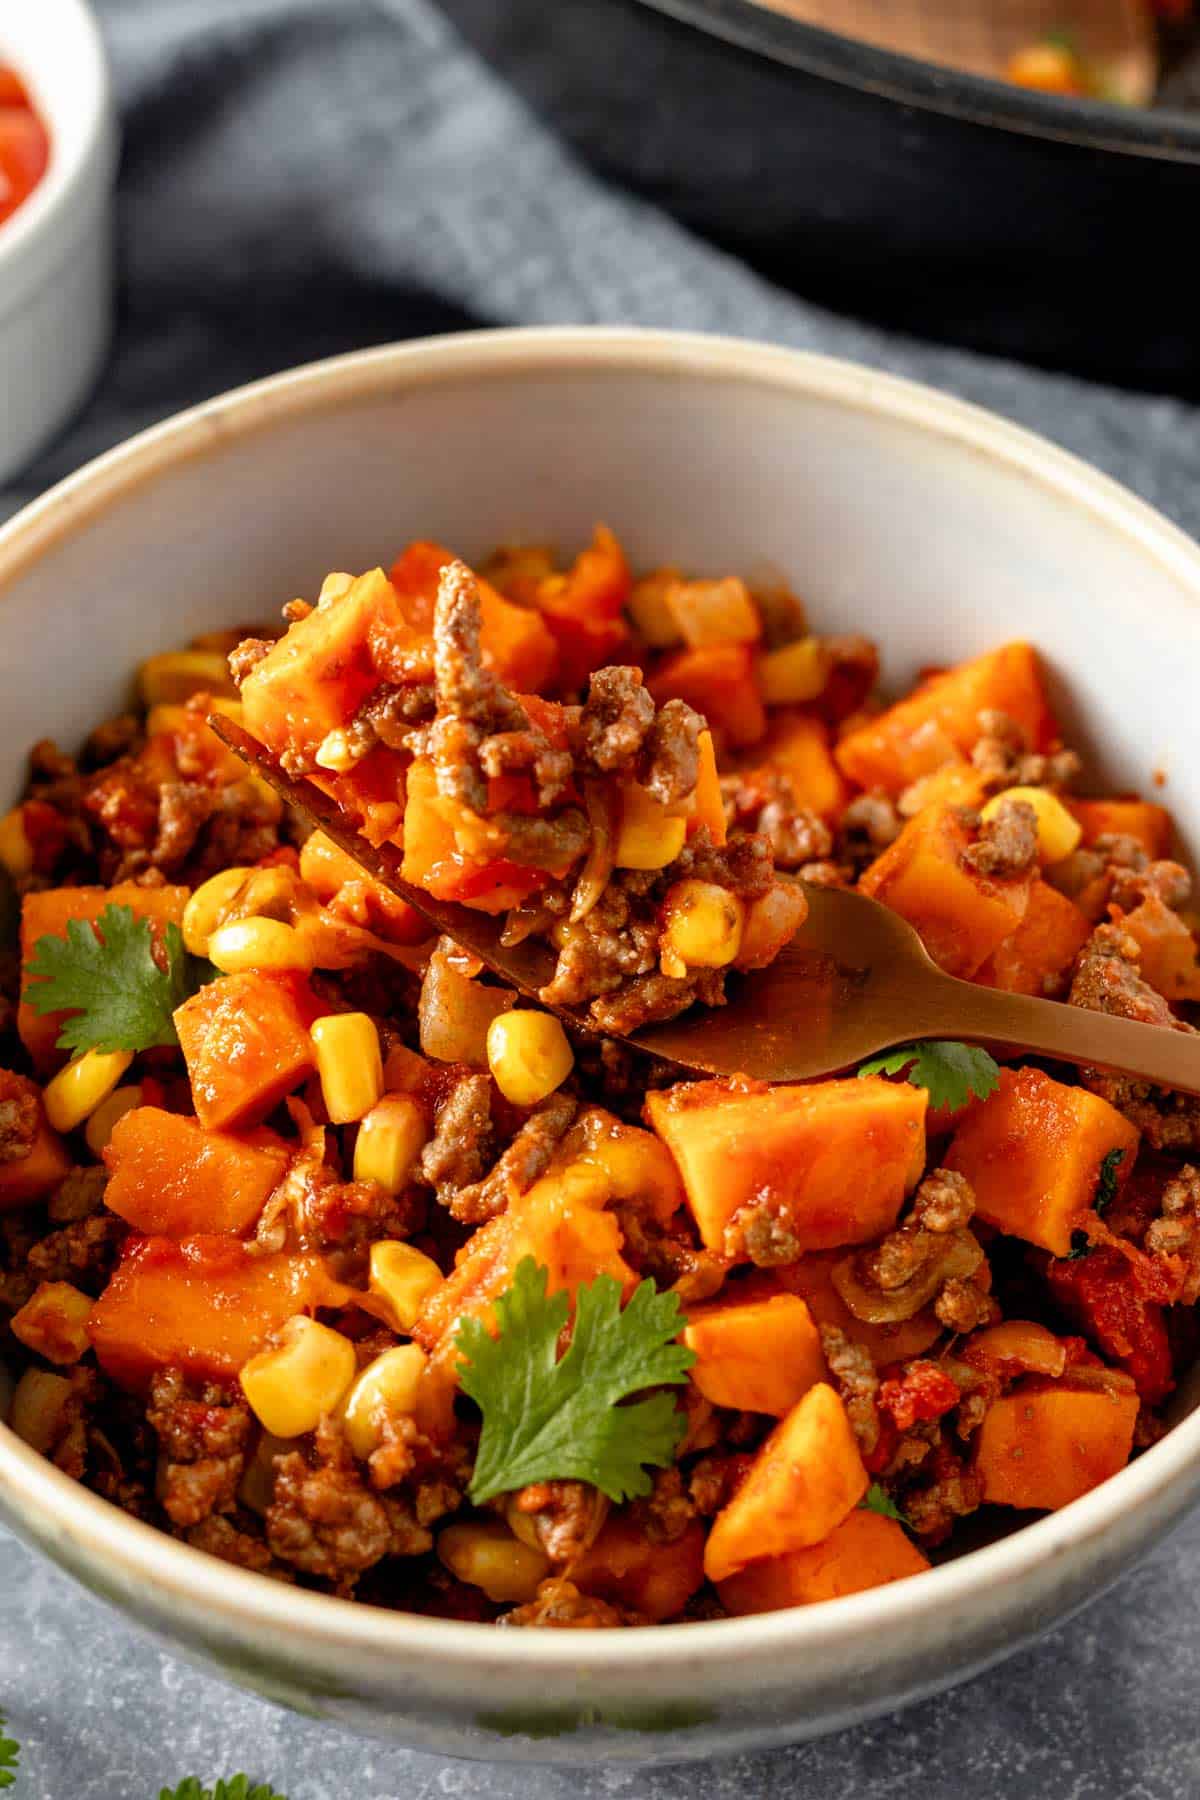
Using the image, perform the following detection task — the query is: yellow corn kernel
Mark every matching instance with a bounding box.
[11,1281,94,1364]
[238,1430,298,1516]
[660,879,745,978]
[437,1520,551,1605]
[368,1241,444,1331]
[615,785,688,871]
[83,1083,144,1158]
[0,806,33,880]
[355,1094,428,1195]
[758,636,832,706]
[182,867,254,955]
[311,1012,384,1124]
[208,916,314,975]
[486,1010,574,1107]
[240,1315,357,1437]
[43,1049,133,1134]
[627,567,685,649]
[980,786,1082,865]
[138,649,236,707]
[9,1367,74,1453]
[342,1343,429,1458]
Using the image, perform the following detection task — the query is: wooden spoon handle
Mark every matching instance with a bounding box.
[918,979,1200,1099]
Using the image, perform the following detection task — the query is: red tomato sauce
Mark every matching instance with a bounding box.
[0,63,50,230]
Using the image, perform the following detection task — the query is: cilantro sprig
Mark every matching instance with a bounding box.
[159,1781,286,1800]
[23,903,215,1055]
[0,1710,18,1790]
[858,1041,1000,1114]
[861,1482,910,1526]
[456,1258,695,1505]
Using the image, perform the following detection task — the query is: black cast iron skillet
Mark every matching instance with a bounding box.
[440,0,1200,392]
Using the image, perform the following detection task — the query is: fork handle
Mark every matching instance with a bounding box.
[917,978,1200,1099]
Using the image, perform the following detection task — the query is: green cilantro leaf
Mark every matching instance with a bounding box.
[159,1778,286,1800]
[1066,1147,1128,1260]
[0,1710,19,1790]
[858,1041,1001,1114]
[456,1257,696,1505]
[23,904,216,1055]
[860,1482,910,1526]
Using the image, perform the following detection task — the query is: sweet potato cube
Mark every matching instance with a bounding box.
[717,1508,930,1614]
[1119,894,1200,1004]
[570,1515,707,1622]
[88,1235,349,1390]
[688,728,727,845]
[240,568,411,762]
[1069,798,1172,860]
[174,971,317,1131]
[974,1379,1138,1510]
[975,878,1091,996]
[944,1068,1139,1257]
[19,882,190,1070]
[648,643,767,749]
[836,643,1053,794]
[646,1077,926,1258]
[752,710,847,819]
[684,1292,826,1415]
[389,540,557,693]
[704,1383,868,1582]
[104,1107,291,1237]
[411,1163,635,1354]
[859,804,1032,978]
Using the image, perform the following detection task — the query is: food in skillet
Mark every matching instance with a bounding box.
[2,524,1198,1627]
[0,62,49,230]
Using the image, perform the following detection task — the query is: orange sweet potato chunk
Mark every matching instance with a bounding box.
[411,1164,635,1354]
[0,1097,71,1211]
[104,1107,291,1237]
[389,540,557,693]
[175,971,317,1131]
[753,710,847,820]
[975,878,1091,996]
[974,1379,1138,1510]
[19,883,190,1070]
[836,643,1053,794]
[648,643,767,750]
[944,1068,1139,1257]
[647,1078,926,1258]
[859,803,1032,978]
[1069,798,1172,859]
[704,1383,868,1583]
[570,1515,707,1622]
[240,568,413,762]
[684,1292,826,1416]
[717,1508,930,1614]
[88,1235,349,1390]
[1119,894,1200,1004]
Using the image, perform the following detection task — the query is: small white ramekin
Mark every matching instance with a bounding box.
[0,0,117,485]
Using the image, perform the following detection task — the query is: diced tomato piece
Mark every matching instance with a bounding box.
[1046,1247,1174,1405]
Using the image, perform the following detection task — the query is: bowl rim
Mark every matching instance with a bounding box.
[0,0,116,295]
[637,0,1200,163]
[4,322,1200,1676]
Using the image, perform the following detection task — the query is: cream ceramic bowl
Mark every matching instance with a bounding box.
[0,0,116,484]
[2,328,1200,1764]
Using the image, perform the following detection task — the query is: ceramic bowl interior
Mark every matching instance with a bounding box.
[2,329,1200,1762]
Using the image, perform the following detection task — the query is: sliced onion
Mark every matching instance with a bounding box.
[832,1232,983,1324]
[962,1319,1067,1379]
[569,779,617,924]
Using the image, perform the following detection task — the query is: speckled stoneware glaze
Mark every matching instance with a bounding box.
[3,330,1200,1764]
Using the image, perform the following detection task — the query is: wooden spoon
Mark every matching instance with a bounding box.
[213,717,1200,1096]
